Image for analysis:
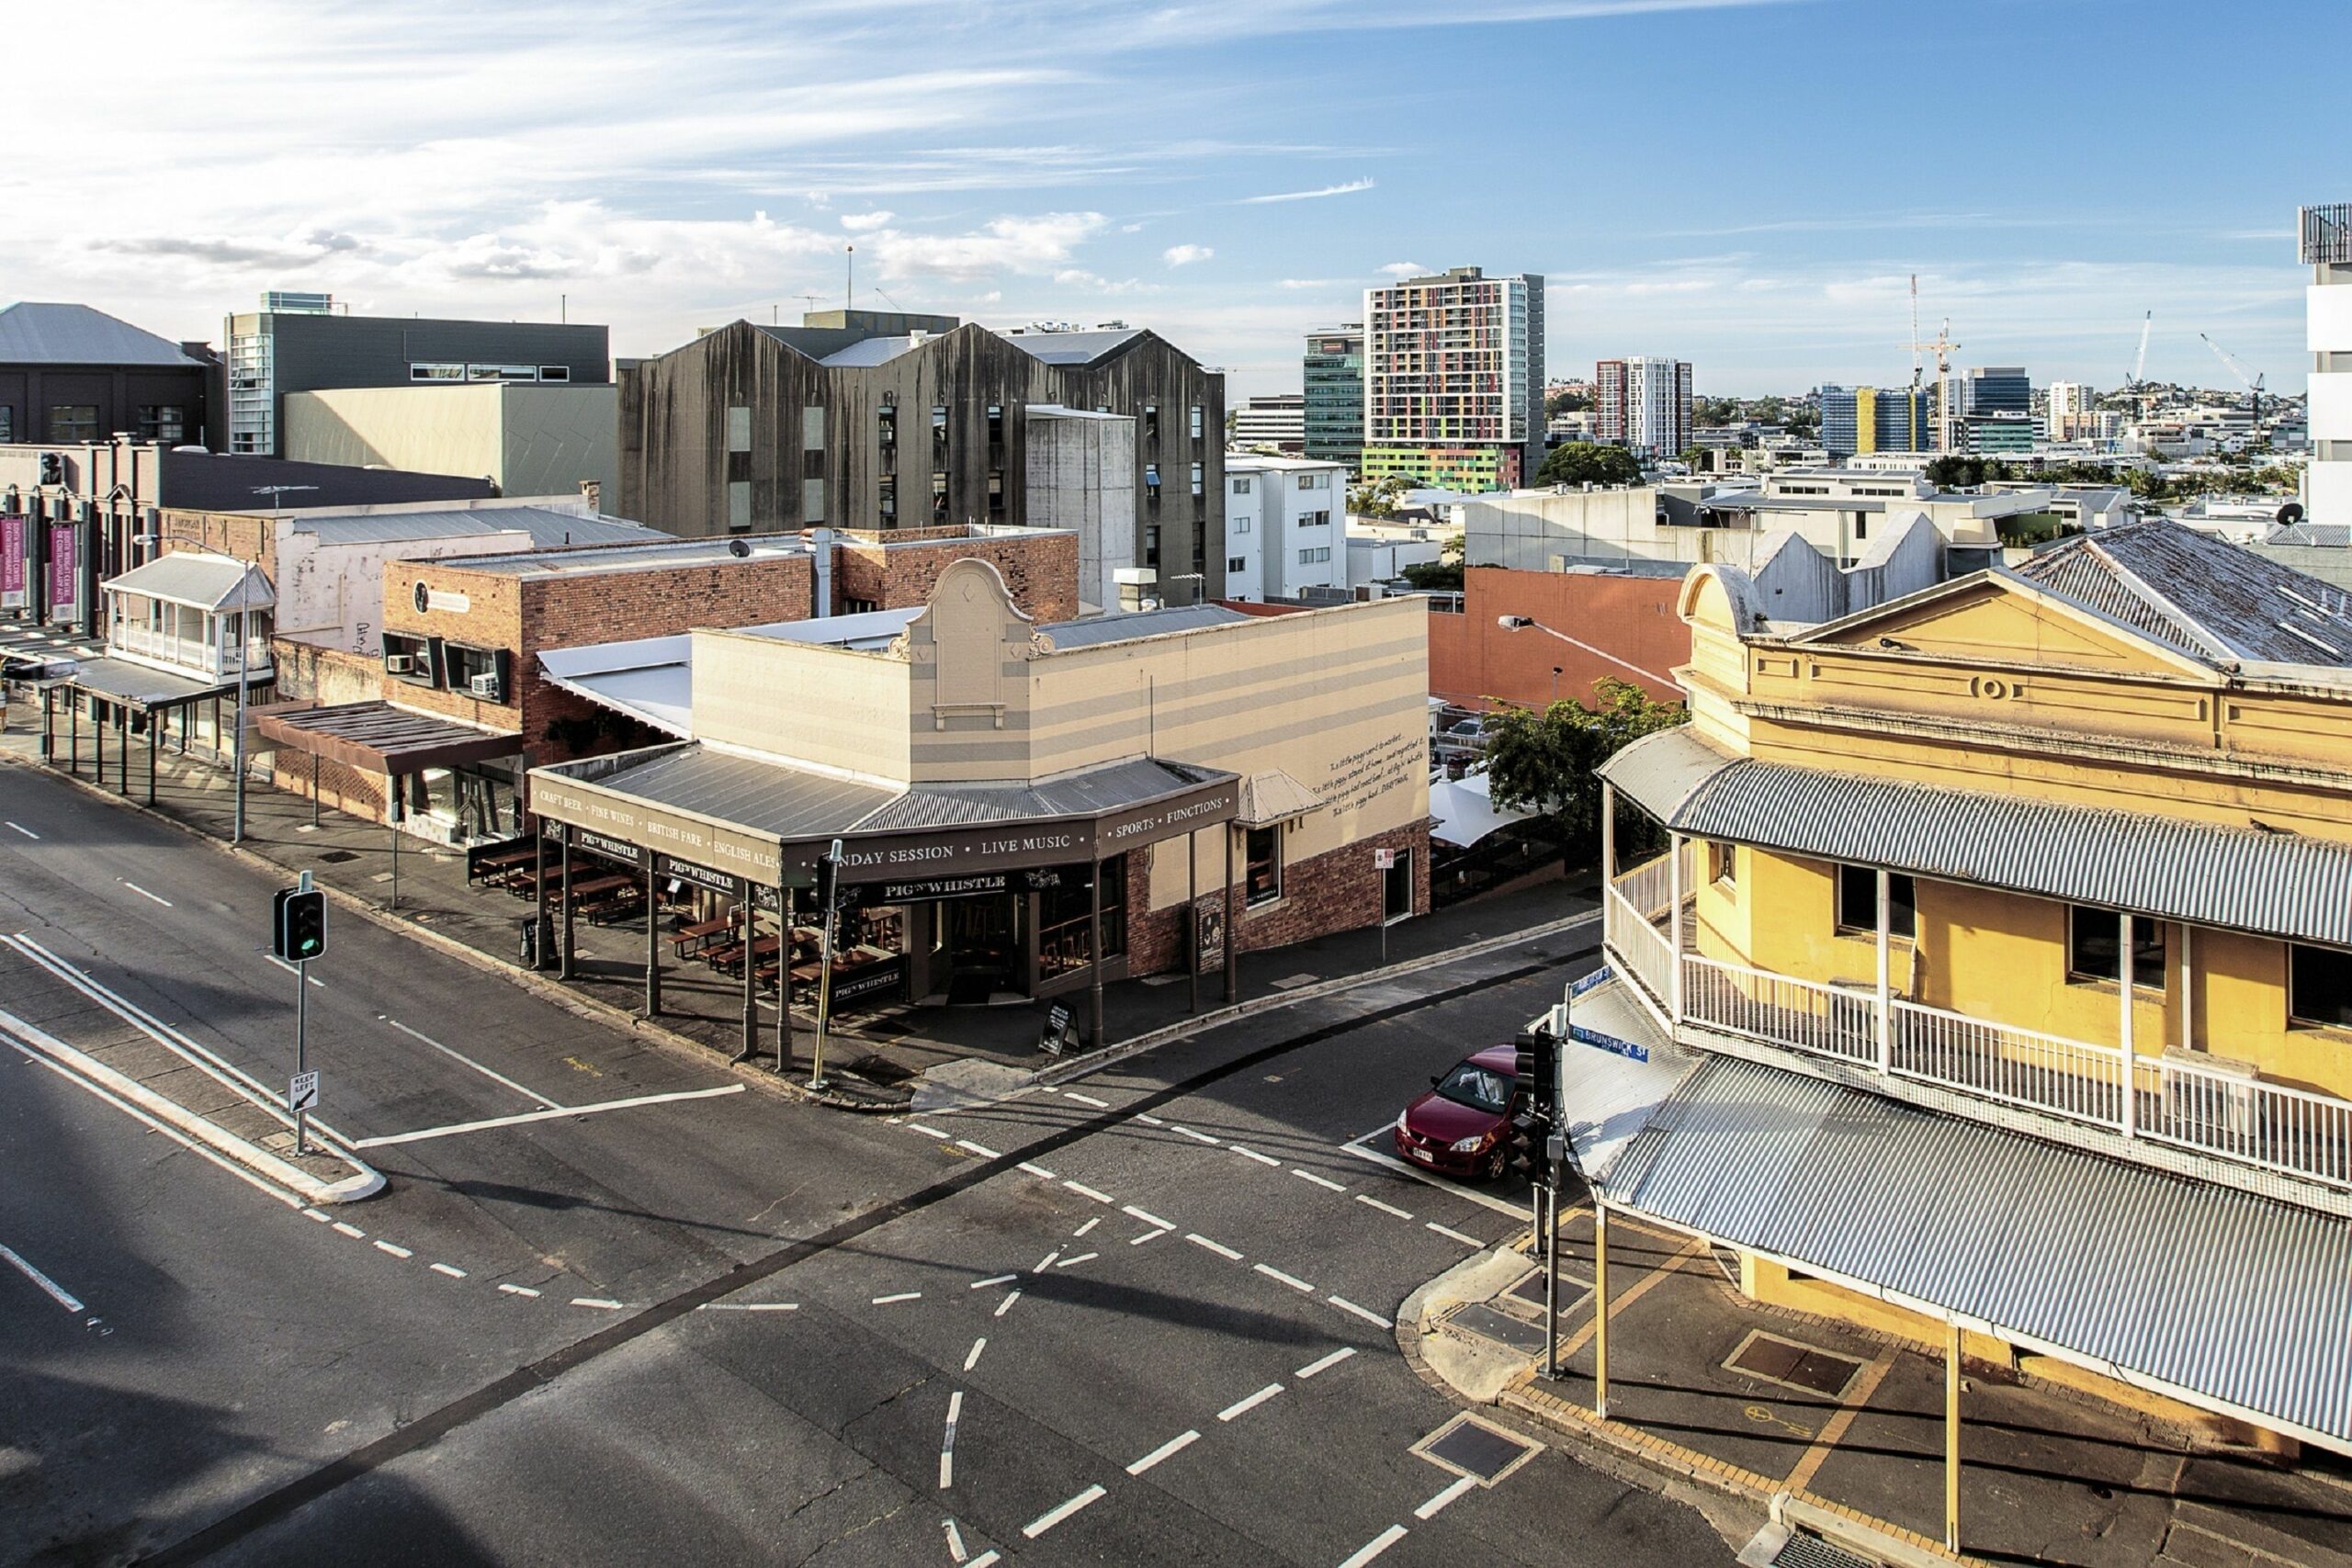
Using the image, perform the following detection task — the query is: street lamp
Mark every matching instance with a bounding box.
[1497,614,1678,692]
[232,485,313,843]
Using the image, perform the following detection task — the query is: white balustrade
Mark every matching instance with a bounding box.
[1681,955,1879,1066]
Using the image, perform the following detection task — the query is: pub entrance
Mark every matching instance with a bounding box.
[895,860,1125,1007]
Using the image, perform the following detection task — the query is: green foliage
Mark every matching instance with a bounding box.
[1400,560,1464,591]
[1692,395,1746,427]
[1545,389,1591,417]
[1926,456,1987,489]
[1533,441,1644,489]
[1482,679,1688,846]
[1349,472,1413,517]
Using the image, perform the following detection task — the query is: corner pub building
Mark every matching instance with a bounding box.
[524,558,1432,1051]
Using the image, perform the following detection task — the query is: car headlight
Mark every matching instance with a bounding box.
[1396,1111,1409,1134]
[1451,1134,1490,1153]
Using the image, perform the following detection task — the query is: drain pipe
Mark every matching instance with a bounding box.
[809,526,833,618]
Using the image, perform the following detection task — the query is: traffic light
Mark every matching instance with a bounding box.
[274,886,327,962]
[1513,1029,1558,1116]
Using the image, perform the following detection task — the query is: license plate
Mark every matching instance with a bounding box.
[1408,1147,1432,1163]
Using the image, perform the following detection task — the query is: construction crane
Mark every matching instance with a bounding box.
[1906,276,1962,452]
[2126,310,2153,390]
[2199,332,2265,423]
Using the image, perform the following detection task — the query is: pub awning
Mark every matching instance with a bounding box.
[1589,1043,2352,1455]
[253,701,524,774]
[63,656,244,711]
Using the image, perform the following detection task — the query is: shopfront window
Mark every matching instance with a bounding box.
[1246,826,1282,906]
[2068,907,2165,988]
[2290,944,2352,1030]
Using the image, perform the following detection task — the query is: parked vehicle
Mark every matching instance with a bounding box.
[1393,1043,1521,1179]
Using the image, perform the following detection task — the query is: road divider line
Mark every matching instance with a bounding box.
[1229,1145,1282,1168]
[1061,1090,1109,1108]
[1355,1194,1414,1220]
[939,1390,962,1490]
[967,1553,999,1568]
[1063,1180,1114,1204]
[497,1283,540,1298]
[873,1291,922,1305]
[1253,1263,1313,1293]
[944,1518,967,1563]
[1173,1125,1220,1145]
[1131,1228,1170,1247]
[1328,1295,1394,1329]
[302,1209,332,1224]
[696,1301,797,1312]
[955,1139,1002,1159]
[910,1123,950,1139]
[429,1263,466,1279]
[969,1273,1018,1291]
[1125,1429,1198,1476]
[993,1290,1021,1318]
[571,1297,623,1310]
[0,1242,85,1314]
[1056,1251,1097,1269]
[1296,1347,1357,1380]
[1415,1476,1477,1519]
[371,1241,413,1259]
[1071,1217,1099,1238]
[264,955,326,988]
[331,1222,365,1238]
[1217,1383,1283,1422]
[964,1337,987,1371]
[1426,1222,1483,1247]
[382,1019,560,1110]
[5,821,39,839]
[1122,1205,1172,1230]
[1338,1134,1532,1221]
[1339,1524,1408,1566]
[1186,1233,1242,1261]
[1035,1249,1061,1272]
[1022,1484,1106,1539]
[119,880,172,907]
[351,1084,744,1147]
[1016,1161,1057,1179]
[1134,1112,1165,1126]
[1293,1168,1346,1192]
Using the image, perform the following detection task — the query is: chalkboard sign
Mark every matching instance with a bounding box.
[1040,1002,1074,1056]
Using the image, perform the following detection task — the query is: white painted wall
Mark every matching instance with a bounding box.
[269,524,535,657]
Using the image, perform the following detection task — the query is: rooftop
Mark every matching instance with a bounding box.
[1037,604,1249,649]
[430,534,808,579]
[279,502,663,550]
[0,302,206,368]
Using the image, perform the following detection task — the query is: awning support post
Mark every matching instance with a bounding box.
[533,830,549,971]
[1875,867,1892,1073]
[1600,781,1616,883]
[2178,922,2194,1051]
[389,784,401,911]
[1667,831,1685,1022]
[558,826,575,980]
[643,860,662,1019]
[1186,829,1199,1016]
[68,694,78,775]
[1089,852,1106,1048]
[118,704,129,795]
[40,686,53,765]
[1223,826,1238,1006]
[1945,1318,1962,1553]
[147,708,157,805]
[1593,1199,1611,1421]
[775,882,790,1072]
[2119,910,2136,1139]
[738,880,755,1062]
[311,751,321,828]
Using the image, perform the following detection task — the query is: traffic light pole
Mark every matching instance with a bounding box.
[294,869,312,1156]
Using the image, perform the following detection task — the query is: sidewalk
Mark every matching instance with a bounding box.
[1405,1198,2352,1568]
[4,700,1597,1104]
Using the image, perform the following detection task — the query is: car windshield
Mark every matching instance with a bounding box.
[1432,1063,1512,1115]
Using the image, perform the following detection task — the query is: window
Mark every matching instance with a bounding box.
[1189,404,1204,440]
[1231,513,1251,535]
[987,403,1005,448]
[931,404,948,457]
[801,478,825,524]
[440,640,500,694]
[878,400,897,449]
[842,596,879,615]
[138,405,185,443]
[1144,525,1160,567]
[1143,404,1159,444]
[2290,944,2352,1030]
[0,404,10,442]
[1144,464,1161,504]
[801,406,826,452]
[1227,557,1247,573]
[1190,461,1204,497]
[728,480,752,531]
[877,472,897,519]
[1295,546,1330,564]
[1708,840,1736,887]
[1836,865,1917,937]
[538,365,571,383]
[467,364,540,382]
[47,405,98,443]
[1295,472,1329,491]
[382,632,436,687]
[1231,476,1252,495]
[727,406,752,454]
[1245,826,1282,906]
[410,362,464,382]
[1306,508,1330,528]
[987,469,1005,516]
[932,471,950,523]
[2067,907,2165,987]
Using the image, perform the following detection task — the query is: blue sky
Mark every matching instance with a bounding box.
[13,0,2337,399]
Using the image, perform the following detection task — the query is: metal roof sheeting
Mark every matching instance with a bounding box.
[1235,769,1324,827]
[857,757,1225,832]
[103,553,274,612]
[0,302,205,367]
[65,657,239,708]
[286,507,664,550]
[2016,520,2352,668]
[1040,605,1248,649]
[1593,727,1736,822]
[1602,1055,2352,1450]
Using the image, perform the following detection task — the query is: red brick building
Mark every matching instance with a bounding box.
[1427,564,1689,712]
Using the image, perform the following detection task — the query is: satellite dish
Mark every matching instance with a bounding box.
[728,537,752,558]
[2277,502,2306,526]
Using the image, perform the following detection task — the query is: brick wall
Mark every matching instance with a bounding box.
[267,639,383,705]
[1126,818,1433,976]
[833,528,1079,622]
[379,557,526,736]
[1429,565,1689,711]
[158,509,277,579]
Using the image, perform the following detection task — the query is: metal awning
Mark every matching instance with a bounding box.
[1429,772,1532,848]
[1599,726,2352,950]
[1231,769,1325,828]
[252,701,523,775]
[1557,974,1699,1179]
[1596,1053,2352,1453]
[102,553,274,613]
[63,657,244,711]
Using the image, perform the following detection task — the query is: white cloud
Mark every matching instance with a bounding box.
[840,210,896,231]
[1376,262,1426,276]
[1162,243,1214,267]
[1238,177,1374,205]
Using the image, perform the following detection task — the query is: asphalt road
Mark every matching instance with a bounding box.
[0,762,1729,1567]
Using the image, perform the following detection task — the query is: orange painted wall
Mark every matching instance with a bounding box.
[1429,565,1690,711]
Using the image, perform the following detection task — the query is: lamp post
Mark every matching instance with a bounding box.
[232,484,312,844]
[1550,665,1562,704]
[1497,615,1679,695]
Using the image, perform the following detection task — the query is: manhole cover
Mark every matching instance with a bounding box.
[315,850,360,864]
[1725,1330,1863,1399]
[1506,1269,1590,1310]
[1415,1414,1540,1483]
[1445,1303,1548,1355]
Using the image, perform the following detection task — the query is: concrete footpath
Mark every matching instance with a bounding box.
[1404,1199,2352,1568]
[3,701,1597,1110]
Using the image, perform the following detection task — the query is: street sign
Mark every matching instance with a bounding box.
[1374,848,1396,870]
[288,1071,319,1113]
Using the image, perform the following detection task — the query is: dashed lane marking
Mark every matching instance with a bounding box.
[1186,1233,1242,1262]
[1426,1222,1484,1247]
[1416,1476,1477,1519]
[1071,1217,1099,1238]
[1062,1091,1109,1109]
[1172,1125,1220,1145]
[1125,1429,1199,1476]
[5,822,39,840]
[1035,1249,1062,1272]
[696,1302,797,1312]
[497,1284,541,1298]
[1134,1112,1165,1126]
[263,955,327,988]
[1328,1295,1394,1329]
[1339,1132,1532,1221]
[1056,1251,1097,1269]
[331,1223,364,1240]
[1122,1205,1172,1231]
[1253,1263,1313,1293]
[1339,1524,1409,1566]
[571,1298,624,1310]
[302,1209,332,1224]
[1063,1180,1114,1204]
[119,880,171,907]
[939,1390,962,1490]
[970,1273,1018,1291]
[1293,1168,1347,1192]
[1131,1228,1171,1247]
[1296,1347,1356,1380]
[373,1240,413,1259]
[1229,1145,1282,1168]
[1355,1194,1414,1220]
[1217,1383,1283,1422]
[0,1242,85,1314]
[910,1123,950,1139]
[964,1337,987,1371]
[429,1263,467,1279]
[956,1139,1002,1159]
[1017,1162,1057,1179]
[994,1290,1022,1318]
[1022,1484,1106,1539]
[872,1292,922,1305]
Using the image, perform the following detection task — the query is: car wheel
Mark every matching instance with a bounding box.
[1483,1145,1508,1181]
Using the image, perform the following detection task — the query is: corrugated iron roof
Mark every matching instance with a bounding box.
[1593,727,1731,822]
[1602,1055,2352,1449]
[64,657,239,708]
[1235,769,1323,827]
[857,757,1225,831]
[286,507,664,550]
[2015,520,2352,668]
[1004,328,1145,365]
[103,553,274,612]
[0,302,205,367]
[1040,605,1248,649]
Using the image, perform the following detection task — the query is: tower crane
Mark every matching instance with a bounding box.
[2126,310,2153,390]
[1906,276,1961,452]
[2198,332,2265,423]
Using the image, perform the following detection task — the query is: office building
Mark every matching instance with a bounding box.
[1302,323,1364,468]
[1231,394,1306,453]
[284,382,618,504]
[618,310,1225,603]
[0,302,216,449]
[1819,385,1935,457]
[1593,357,1693,457]
[2046,380,2098,442]
[2304,202,2352,524]
[224,293,609,457]
[1959,365,2031,420]
[1222,454,1346,601]
[1361,266,1544,492]
[1961,412,2039,456]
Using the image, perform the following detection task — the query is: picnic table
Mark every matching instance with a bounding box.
[470,847,536,886]
[670,917,736,958]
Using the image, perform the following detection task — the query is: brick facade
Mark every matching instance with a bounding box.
[1126,818,1434,977]
[831,528,1078,623]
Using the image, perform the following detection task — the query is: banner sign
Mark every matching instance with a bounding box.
[576,829,645,868]
[660,855,739,898]
[47,525,74,610]
[830,957,906,1007]
[0,515,24,609]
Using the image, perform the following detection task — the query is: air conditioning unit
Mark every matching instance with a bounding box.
[384,654,416,675]
[469,672,503,700]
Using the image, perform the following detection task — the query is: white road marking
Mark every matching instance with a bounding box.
[1035,1249,1061,1272]
[964,1337,987,1371]
[1217,1383,1283,1421]
[373,1241,413,1259]
[302,1208,332,1224]
[0,1242,85,1314]
[1056,1251,1097,1269]
[1230,1145,1282,1168]
[1062,1091,1109,1109]
[939,1390,962,1490]
[497,1283,541,1298]
[993,1290,1022,1318]
[1071,1217,1099,1238]
[352,1084,744,1148]
[1021,1484,1106,1539]
[572,1298,624,1310]
[1253,1263,1313,1293]
[1186,1233,1242,1261]
[429,1262,467,1279]
[1172,1125,1220,1145]
[1134,1112,1165,1126]
[955,1139,1002,1159]
[1426,1222,1484,1247]
[1416,1476,1477,1519]
[1328,1295,1394,1329]
[1125,1429,1199,1476]
[873,1292,922,1305]
[969,1273,1018,1291]
[967,1553,1000,1568]
[5,821,39,840]
[1293,1168,1347,1192]
[331,1222,365,1238]
[1296,1347,1357,1380]
[1122,1205,1173,1230]
[264,955,326,988]
[1063,1180,1114,1204]
[910,1123,950,1139]
[119,880,171,907]
[1131,1228,1170,1247]
[1355,1194,1414,1220]
[1339,1134,1532,1220]
[1339,1524,1409,1566]
[944,1518,967,1563]
[697,1302,797,1312]
[382,1018,561,1109]
[1017,1162,1057,1179]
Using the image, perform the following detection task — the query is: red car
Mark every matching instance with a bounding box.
[1394,1043,1522,1180]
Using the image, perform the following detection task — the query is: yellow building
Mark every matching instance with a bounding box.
[1565,519,2352,1465]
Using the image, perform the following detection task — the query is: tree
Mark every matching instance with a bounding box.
[1544,389,1591,417]
[1926,456,1986,490]
[1693,395,1746,427]
[1349,472,1413,518]
[1400,560,1463,591]
[1482,679,1688,851]
[1533,441,1643,489]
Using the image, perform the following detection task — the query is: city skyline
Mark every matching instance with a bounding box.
[7,0,2336,400]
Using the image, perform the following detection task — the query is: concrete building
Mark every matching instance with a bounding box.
[617,310,1224,604]
[1230,394,1306,454]
[1361,266,1544,492]
[2303,203,2352,525]
[1023,405,1137,615]
[2046,380,2098,442]
[1302,323,1364,468]
[284,383,619,504]
[0,302,216,449]
[1594,357,1693,457]
[1221,454,1347,601]
[224,292,609,457]
[1961,411,2040,456]
[1580,519,2352,1470]
[1959,365,2031,421]
[1821,385,1936,457]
